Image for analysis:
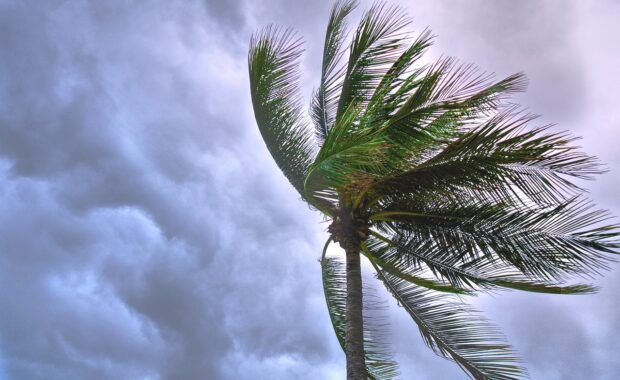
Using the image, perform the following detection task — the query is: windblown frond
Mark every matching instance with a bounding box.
[249,26,315,199]
[312,0,358,142]
[362,28,434,127]
[367,232,598,295]
[374,67,527,171]
[368,106,605,207]
[373,260,527,380]
[370,196,619,283]
[322,255,399,379]
[337,2,411,121]
[305,102,391,204]
[361,241,472,295]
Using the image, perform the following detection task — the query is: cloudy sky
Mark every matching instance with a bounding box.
[1,0,619,379]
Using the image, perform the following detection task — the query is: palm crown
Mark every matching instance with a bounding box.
[248,1,619,379]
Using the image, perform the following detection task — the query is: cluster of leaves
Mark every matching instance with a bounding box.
[248,1,619,378]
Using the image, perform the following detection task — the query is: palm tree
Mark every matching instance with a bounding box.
[248,1,619,379]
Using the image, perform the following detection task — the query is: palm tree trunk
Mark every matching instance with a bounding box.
[345,245,366,379]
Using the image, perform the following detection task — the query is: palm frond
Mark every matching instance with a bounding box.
[312,0,358,142]
[361,58,526,169]
[382,70,527,171]
[370,196,620,282]
[249,26,315,199]
[321,255,399,379]
[363,28,434,126]
[372,260,527,380]
[361,241,472,295]
[387,59,526,128]
[369,106,605,207]
[336,2,411,122]
[305,102,391,204]
[368,232,598,295]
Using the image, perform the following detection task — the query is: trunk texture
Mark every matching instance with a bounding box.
[345,245,366,379]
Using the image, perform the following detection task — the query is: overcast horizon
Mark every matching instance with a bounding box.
[1,1,619,379]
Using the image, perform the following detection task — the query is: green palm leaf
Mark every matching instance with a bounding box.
[373,260,527,380]
[368,107,604,207]
[371,196,619,281]
[367,232,598,295]
[336,2,411,121]
[312,0,358,142]
[361,241,471,295]
[249,26,315,199]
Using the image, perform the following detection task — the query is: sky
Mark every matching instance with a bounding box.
[0,0,619,379]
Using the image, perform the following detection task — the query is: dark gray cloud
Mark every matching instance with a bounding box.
[0,0,619,379]
[0,1,335,379]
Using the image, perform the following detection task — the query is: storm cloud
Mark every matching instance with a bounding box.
[0,1,619,379]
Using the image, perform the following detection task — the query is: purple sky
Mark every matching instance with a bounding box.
[1,1,619,379]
